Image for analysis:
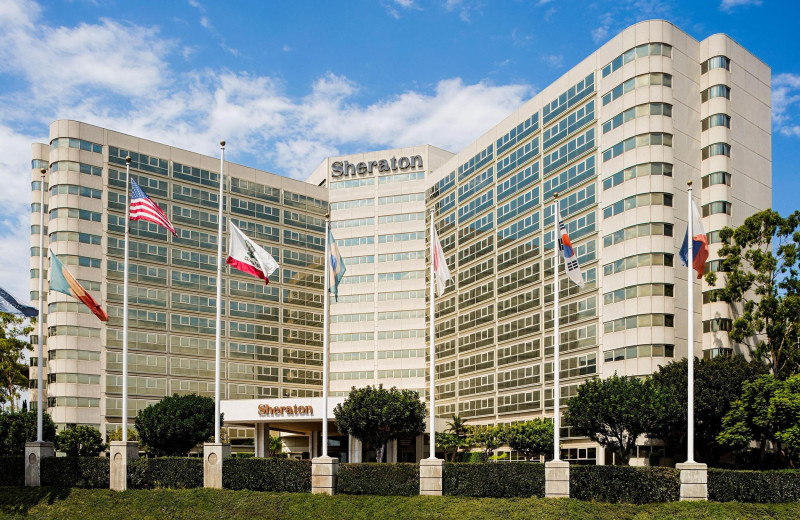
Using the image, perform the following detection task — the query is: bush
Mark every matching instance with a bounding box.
[708,468,800,503]
[443,462,544,497]
[128,457,203,489]
[40,457,109,488]
[0,456,24,486]
[454,451,484,463]
[0,411,56,456]
[337,463,419,496]
[135,394,217,456]
[222,458,311,492]
[56,425,105,456]
[569,465,679,504]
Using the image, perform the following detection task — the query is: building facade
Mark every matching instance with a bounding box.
[30,121,327,445]
[28,21,770,463]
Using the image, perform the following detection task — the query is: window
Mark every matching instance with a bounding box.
[703,318,732,332]
[602,43,672,77]
[604,344,674,362]
[602,103,672,133]
[602,133,673,162]
[50,137,102,153]
[603,222,673,247]
[603,162,673,190]
[702,201,732,216]
[701,55,730,74]
[702,114,731,131]
[701,84,731,102]
[603,253,674,276]
[702,172,731,188]
[602,73,672,106]
[603,192,673,219]
[604,314,675,333]
[702,143,731,159]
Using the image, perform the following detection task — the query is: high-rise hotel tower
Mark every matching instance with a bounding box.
[30,21,770,462]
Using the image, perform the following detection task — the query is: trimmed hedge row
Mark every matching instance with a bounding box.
[337,463,419,496]
[222,458,311,492]
[569,465,680,504]
[129,457,203,489]
[709,469,800,503]
[443,463,544,497]
[41,457,109,488]
[0,456,24,486]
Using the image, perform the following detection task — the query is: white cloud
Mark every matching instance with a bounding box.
[0,0,534,298]
[773,73,800,137]
[542,54,564,68]
[591,25,609,44]
[720,0,762,12]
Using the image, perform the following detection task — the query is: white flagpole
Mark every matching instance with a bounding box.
[429,209,436,459]
[36,168,46,441]
[122,156,131,442]
[553,194,561,462]
[322,217,330,458]
[214,141,225,444]
[687,181,695,463]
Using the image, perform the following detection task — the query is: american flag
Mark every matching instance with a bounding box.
[130,178,177,236]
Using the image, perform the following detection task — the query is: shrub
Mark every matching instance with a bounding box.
[0,456,24,486]
[40,457,109,488]
[454,452,483,463]
[0,411,56,456]
[56,425,105,456]
[128,457,203,489]
[223,458,311,492]
[135,394,217,456]
[443,462,544,497]
[337,463,419,496]
[708,468,800,503]
[569,465,679,504]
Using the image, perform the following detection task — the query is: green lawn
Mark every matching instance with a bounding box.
[0,487,797,520]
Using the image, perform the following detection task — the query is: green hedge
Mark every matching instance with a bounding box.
[709,469,800,503]
[337,463,419,496]
[443,462,544,497]
[128,457,203,489]
[569,465,680,504]
[454,452,484,463]
[40,457,109,488]
[222,458,311,492]
[0,456,24,486]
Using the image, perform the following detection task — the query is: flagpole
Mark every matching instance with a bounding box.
[553,194,561,462]
[687,181,695,463]
[322,217,330,458]
[429,209,436,459]
[214,141,225,444]
[122,156,131,442]
[36,167,46,441]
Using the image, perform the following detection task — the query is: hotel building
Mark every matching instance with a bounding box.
[29,20,771,463]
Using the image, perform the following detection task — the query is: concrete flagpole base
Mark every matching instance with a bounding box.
[420,457,444,496]
[203,443,231,489]
[311,456,339,495]
[676,462,708,501]
[545,460,570,498]
[109,441,139,491]
[24,441,54,487]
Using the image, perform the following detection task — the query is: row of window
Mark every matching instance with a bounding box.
[602,42,673,77]
[602,73,672,106]
[602,132,673,162]
[603,192,673,219]
[602,162,673,190]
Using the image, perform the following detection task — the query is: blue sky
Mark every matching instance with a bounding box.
[0,0,798,299]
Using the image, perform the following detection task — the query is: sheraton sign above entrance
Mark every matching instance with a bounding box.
[330,155,423,178]
[257,404,314,416]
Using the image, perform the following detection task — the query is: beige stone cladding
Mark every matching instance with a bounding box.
[31,120,327,443]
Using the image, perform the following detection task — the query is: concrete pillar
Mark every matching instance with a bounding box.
[203,443,231,489]
[415,434,425,463]
[545,460,570,498]
[348,436,362,463]
[420,458,444,496]
[677,462,708,501]
[109,441,138,491]
[311,456,338,495]
[597,446,605,465]
[24,441,54,487]
[386,440,398,463]
[308,431,314,459]
[254,423,263,457]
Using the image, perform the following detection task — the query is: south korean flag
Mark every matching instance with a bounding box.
[558,220,584,288]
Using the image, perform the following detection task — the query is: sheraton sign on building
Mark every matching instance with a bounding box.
[330,155,423,177]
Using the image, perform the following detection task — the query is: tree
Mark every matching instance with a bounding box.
[504,419,553,461]
[107,428,139,443]
[0,410,56,456]
[718,374,800,468]
[0,313,34,411]
[444,414,469,460]
[135,393,219,456]
[564,374,656,465]
[467,424,505,462]
[648,355,767,462]
[56,425,105,456]
[268,435,283,457]
[333,385,426,463]
[705,210,800,379]
[435,432,464,462]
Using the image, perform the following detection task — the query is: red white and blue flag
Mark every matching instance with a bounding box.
[558,219,584,287]
[130,178,177,236]
[679,199,709,279]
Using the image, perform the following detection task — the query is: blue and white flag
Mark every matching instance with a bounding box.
[0,287,37,317]
[328,229,346,301]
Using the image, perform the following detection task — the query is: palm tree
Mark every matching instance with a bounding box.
[445,415,469,461]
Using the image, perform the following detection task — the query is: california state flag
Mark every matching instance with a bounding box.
[226,223,279,284]
[432,222,452,296]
